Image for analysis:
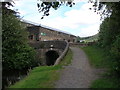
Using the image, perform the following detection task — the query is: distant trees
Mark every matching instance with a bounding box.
[2,2,35,70]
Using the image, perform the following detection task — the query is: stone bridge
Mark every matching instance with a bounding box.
[29,40,69,66]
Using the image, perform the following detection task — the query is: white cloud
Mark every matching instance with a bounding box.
[40,2,100,37]
[13,0,24,7]
[64,3,100,25]
[12,0,38,17]
[81,2,94,10]
[73,0,88,3]
[12,1,101,37]
[78,24,100,37]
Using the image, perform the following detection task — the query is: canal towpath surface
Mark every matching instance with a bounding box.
[55,47,101,88]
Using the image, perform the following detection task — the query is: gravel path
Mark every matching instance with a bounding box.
[55,47,101,88]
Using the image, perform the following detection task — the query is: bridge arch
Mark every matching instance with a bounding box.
[45,50,59,66]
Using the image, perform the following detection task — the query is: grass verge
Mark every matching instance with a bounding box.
[81,45,112,68]
[9,48,72,88]
[81,45,119,88]
[90,77,119,88]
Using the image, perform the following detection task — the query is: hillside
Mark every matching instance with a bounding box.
[80,33,99,43]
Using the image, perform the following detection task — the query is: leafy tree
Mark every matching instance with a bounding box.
[96,2,120,77]
[97,2,120,48]
[2,2,35,70]
[110,35,120,76]
[37,0,75,19]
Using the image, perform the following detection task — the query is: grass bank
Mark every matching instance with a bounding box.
[82,45,112,68]
[81,45,119,88]
[10,48,73,88]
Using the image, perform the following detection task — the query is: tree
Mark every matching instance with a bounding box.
[37,0,75,19]
[111,35,120,76]
[96,1,120,77]
[2,2,35,70]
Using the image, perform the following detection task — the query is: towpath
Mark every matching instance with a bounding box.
[55,47,101,88]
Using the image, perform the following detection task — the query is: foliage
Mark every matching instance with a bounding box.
[37,0,75,19]
[82,46,119,88]
[91,1,120,19]
[99,15,120,48]
[110,35,120,75]
[2,3,35,70]
[97,2,120,76]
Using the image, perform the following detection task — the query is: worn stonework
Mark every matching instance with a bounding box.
[29,41,67,65]
[27,26,76,42]
[22,20,76,42]
[21,20,75,65]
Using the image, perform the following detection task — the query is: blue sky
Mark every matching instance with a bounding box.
[11,0,101,37]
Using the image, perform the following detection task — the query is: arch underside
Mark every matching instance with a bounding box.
[45,50,59,66]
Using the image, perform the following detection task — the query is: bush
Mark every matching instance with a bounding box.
[2,9,35,70]
[110,35,120,76]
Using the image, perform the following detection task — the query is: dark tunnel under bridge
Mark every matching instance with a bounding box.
[45,50,59,66]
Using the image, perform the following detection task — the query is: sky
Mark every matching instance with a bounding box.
[11,0,101,37]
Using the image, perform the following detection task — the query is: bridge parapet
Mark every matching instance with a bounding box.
[54,41,69,65]
[69,43,88,47]
[29,40,67,50]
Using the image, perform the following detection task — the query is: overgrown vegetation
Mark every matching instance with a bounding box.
[9,49,72,88]
[82,45,119,88]
[2,2,35,70]
[85,1,120,88]
[97,2,120,77]
[81,1,120,88]
[37,1,75,19]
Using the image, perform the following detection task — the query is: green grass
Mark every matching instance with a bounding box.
[82,45,119,88]
[59,48,72,66]
[90,78,119,88]
[85,34,99,43]
[81,45,112,68]
[9,49,73,88]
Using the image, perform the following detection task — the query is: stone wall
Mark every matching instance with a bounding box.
[27,26,77,43]
[29,40,67,50]
[28,41,68,65]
